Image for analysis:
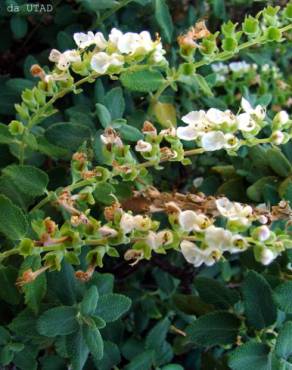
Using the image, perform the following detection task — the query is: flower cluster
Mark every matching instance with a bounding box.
[48,28,166,76]
[176,97,290,151]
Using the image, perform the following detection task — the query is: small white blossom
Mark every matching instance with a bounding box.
[120,213,135,234]
[135,140,152,152]
[181,240,222,267]
[204,226,233,250]
[98,226,118,238]
[49,49,81,71]
[211,62,228,74]
[224,133,239,149]
[237,113,257,132]
[73,31,107,49]
[229,61,250,73]
[241,97,265,120]
[230,235,249,253]
[91,52,123,74]
[206,108,228,125]
[201,131,226,151]
[258,215,268,225]
[133,215,151,231]
[179,210,210,232]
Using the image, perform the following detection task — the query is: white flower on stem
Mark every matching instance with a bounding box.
[156,230,173,247]
[258,215,268,225]
[237,113,257,132]
[117,32,140,54]
[211,62,228,74]
[204,225,233,250]
[133,215,151,231]
[201,131,226,151]
[91,52,123,74]
[135,140,152,153]
[181,110,206,125]
[98,226,118,238]
[241,97,265,120]
[181,240,222,267]
[216,198,252,219]
[206,108,229,125]
[229,61,250,73]
[229,235,249,253]
[73,31,107,49]
[179,210,210,232]
[177,125,200,141]
[120,213,135,234]
[224,133,239,149]
[49,49,81,71]
[260,248,277,265]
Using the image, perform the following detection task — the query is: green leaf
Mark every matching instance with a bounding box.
[0,326,10,345]
[10,16,28,39]
[93,341,121,370]
[0,266,20,305]
[81,286,99,316]
[0,123,14,144]
[120,70,164,92]
[173,294,214,315]
[88,272,114,295]
[185,311,240,346]
[229,342,271,370]
[194,277,240,309]
[192,74,214,97]
[154,0,173,43]
[93,182,115,205]
[66,328,89,370]
[247,176,278,202]
[0,195,28,240]
[37,306,79,337]
[79,0,117,11]
[45,122,91,151]
[118,124,143,142]
[241,271,277,329]
[3,165,49,197]
[95,293,131,322]
[40,355,67,370]
[274,281,292,313]
[146,317,170,350]
[20,255,47,314]
[104,87,125,120]
[96,104,112,128]
[267,148,292,177]
[84,325,104,361]
[275,321,292,360]
[124,350,155,370]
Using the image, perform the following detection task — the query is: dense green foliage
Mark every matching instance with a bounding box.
[0,1,291,369]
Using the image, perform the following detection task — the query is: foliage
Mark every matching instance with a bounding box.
[0,1,291,369]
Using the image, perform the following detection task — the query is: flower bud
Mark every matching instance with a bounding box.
[260,248,276,265]
[273,110,289,126]
[252,225,271,242]
[271,130,285,145]
[9,120,24,135]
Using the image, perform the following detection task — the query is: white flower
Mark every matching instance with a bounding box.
[204,226,233,250]
[206,108,229,124]
[224,133,239,149]
[229,61,250,73]
[260,248,277,265]
[98,226,118,238]
[117,32,140,54]
[156,230,173,247]
[133,215,151,231]
[181,110,206,125]
[216,198,252,219]
[91,52,123,74]
[241,97,265,120]
[179,210,209,232]
[237,113,257,132]
[230,235,249,253]
[211,62,228,74]
[201,131,226,151]
[177,125,200,141]
[120,213,135,234]
[135,140,152,152]
[145,231,159,249]
[73,31,107,49]
[258,215,268,225]
[181,240,222,267]
[49,49,81,71]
